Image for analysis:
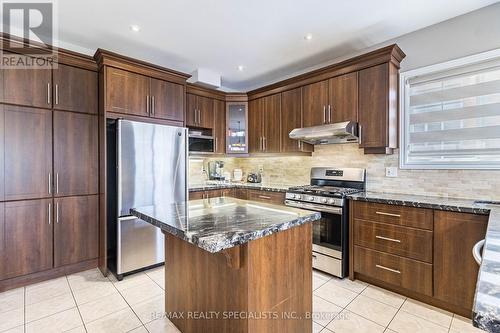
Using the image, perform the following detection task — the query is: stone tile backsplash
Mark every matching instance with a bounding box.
[189,143,500,200]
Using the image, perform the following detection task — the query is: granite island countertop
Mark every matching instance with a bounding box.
[130,197,320,253]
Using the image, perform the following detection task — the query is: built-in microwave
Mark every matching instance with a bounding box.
[188,134,214,153]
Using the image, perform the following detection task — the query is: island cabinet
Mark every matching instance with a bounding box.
[350,200,488,317]
[302,73,358,127]
[248,93,281,153]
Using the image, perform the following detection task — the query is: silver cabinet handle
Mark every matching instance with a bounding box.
[376,264,400,274]
[194,109,198,124]
[55,84,59,105]
[198,109,202,125]
[258,195,271,199]
[376,235,401,243]
[263,137,266,151]
[48,173,52,194]
[47,83,51,105]
[473,239,485,265]
[260,137,263,151]
[56,173,59,194]
[215,137,218,152]
[146,95,150,115]
[151,96,155,115]
[376,211,401,218]
[323,105,326,124]
[48,203,51,225]
[328,105,332,123]
[56,202,60,224]
[359,125,362,144]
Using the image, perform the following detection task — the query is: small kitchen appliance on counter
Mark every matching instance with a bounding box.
[208,160,225,180]
[247,172,262,183]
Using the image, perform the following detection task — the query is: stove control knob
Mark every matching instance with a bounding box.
[294,194,302,200]
[308,196,315,202]
[320,198,327,203]
[327,198,336,204]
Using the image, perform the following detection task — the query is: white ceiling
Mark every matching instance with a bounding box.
[49,1,500,90]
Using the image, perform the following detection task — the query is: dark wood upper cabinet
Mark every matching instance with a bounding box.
[0,199,53,280]
[150,78,184,121]
[262,94,281,153]
[186,93,197,127]
[302,80,329,127]
[214,99,226,154]
[281,87,313,153]
[0,66,52,108]
[359,63,398,153]
[53,64,98,114]
[105,67,149,116]
[329,72,358,123]
[186,93,214,129]
[2,105,52,201]
[434,211,488,313]
[54,111,98,197]
[248,98,263,153]
[54,195,98,267]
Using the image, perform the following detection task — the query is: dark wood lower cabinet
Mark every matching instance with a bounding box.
[0,199,53,280]
[433,211,488,313]
[54,195,99,267]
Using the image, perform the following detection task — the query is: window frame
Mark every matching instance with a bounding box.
[399,48,500,170]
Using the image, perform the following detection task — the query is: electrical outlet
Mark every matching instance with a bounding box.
[258,165,264,173]
[385,167,398,178]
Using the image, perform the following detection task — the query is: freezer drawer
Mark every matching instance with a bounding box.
[117,216,164,275]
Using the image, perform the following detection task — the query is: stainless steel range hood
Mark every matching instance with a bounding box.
[289,121,359,145]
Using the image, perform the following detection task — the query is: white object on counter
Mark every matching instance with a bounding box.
[233,169,243,181]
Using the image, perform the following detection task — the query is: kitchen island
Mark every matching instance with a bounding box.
[131,197,321,333]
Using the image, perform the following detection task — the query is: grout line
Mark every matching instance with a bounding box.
[384,296,406,332]
[66,275,88,333]
[110,276,146,331]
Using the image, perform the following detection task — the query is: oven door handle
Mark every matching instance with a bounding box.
[285,200,342,215]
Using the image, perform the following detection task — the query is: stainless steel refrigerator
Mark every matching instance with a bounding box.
[107,119,188,280]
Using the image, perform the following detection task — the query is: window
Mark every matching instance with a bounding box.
[400,49,500,169]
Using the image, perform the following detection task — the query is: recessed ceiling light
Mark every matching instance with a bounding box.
[130,25,141,32]
[304,33,313,41]
[237,65,244,71]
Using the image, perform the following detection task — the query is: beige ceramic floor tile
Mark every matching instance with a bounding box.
[109,272,151,291]
[401,298,453,328]
[450,314,487,332]
[313,275,329,290]
[313,321,324,333]
[312,295,343,327]
[327,309,385,333]
[128,326,149,333]
[327,277,368,294]
[144,266,165,283]
[0,287,24,313]
[26,277,71,305]
[25,307,83,333]
[68,273,110,292]
[72,280,117,305]
[314,280,358,308]
[119,279,164,306]
[67,268,104,281]
[0,326,24,333]
[145,318,181,333]
[25,292,76,323]
[320,327,334,333]
[78,292,129,323]
[346,294,398,326]
[85,307,142,333]
[388,310,449,333]
[313,270,332,281]
[0,307,24,332]
[130,294,165,324]
[65,326,87,333]
[361,285,406,308]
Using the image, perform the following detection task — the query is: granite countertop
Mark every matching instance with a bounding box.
[130,197,320,253]
[188,182,294,193]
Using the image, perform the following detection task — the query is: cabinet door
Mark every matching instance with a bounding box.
[359,64,388,148]
[3,105,52,201]
[434,211,488,312]
[150,78,184,121]
[0,66,52,108]
[0,199,53,280]
[186,93,197,127]
[248,98,264,153]
[105,67,149,116]
[262,94,281,153]
[189,191,204,200]
[54,111,98,196]
[329,72,358,123]
[214,99,226,154]
[53,64,98,114]
[302,80,328,127]
[54,195,98,267]
[198,95,214,129]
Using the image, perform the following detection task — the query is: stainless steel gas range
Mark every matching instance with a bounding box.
[285,167,366,278]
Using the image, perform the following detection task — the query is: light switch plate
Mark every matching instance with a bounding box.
[385,167,398,178]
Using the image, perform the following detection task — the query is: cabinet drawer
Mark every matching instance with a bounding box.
[247,190,285,205]
[353,201,433,230]
[233,188,248,200]
[354,246,432,296]
[354,219,433,263]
